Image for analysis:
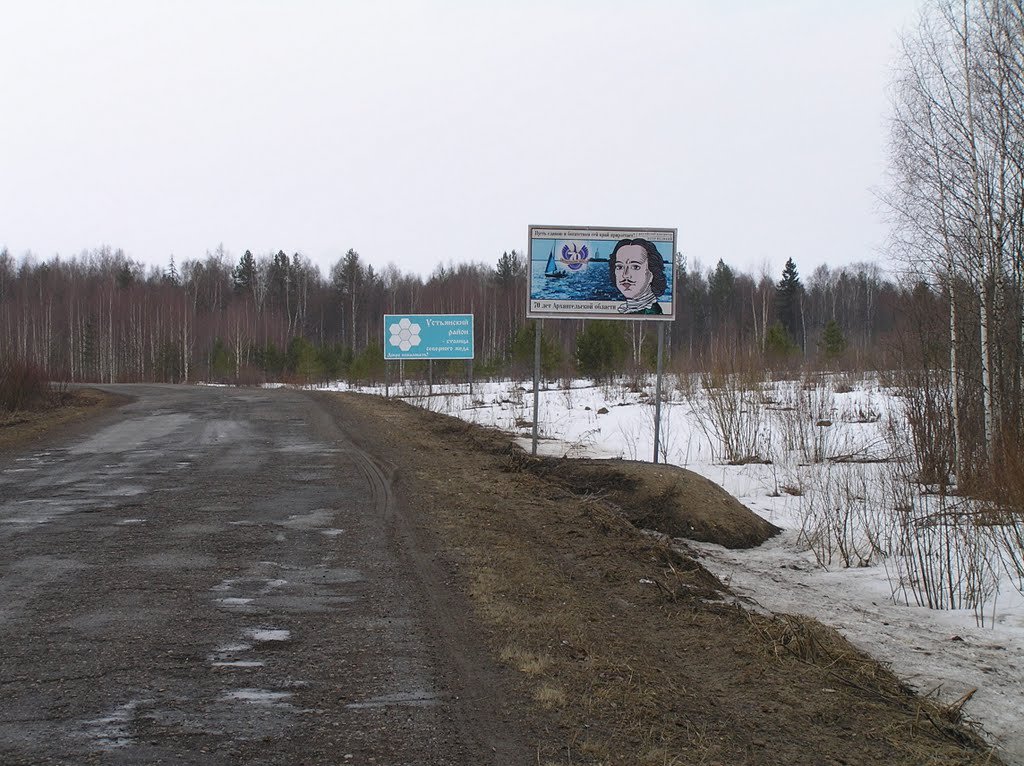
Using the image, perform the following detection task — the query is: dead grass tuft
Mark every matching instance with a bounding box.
[533,683,566,709]
[500,645,554,676]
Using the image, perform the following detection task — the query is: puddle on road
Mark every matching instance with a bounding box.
[293,567,363,585]
[321,528,345,537]
[275,444,336,455]
[101,485,148,498]
[83,698,152,750]
[345,690,438,710]
[279,509,335,530]
[115,518,147,526]
[244,627,290,642]
[1,498,92,525]
[211,577,288,595]
[69,413,193,455]
[214,642,253,653]
[207,641,262,668]
[221,689,292,706]
[214,597,255,611]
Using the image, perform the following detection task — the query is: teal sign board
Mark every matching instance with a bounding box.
[384,314,474,360]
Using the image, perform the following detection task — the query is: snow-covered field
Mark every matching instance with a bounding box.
[320,374,1024,764]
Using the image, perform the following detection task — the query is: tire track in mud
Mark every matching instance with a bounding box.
[319,393,536,764]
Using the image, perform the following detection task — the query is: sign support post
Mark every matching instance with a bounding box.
[653,322,665,464]
[531,321,541,457]
[384,360,389,399]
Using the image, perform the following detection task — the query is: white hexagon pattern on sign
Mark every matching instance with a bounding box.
[389,317,422,352]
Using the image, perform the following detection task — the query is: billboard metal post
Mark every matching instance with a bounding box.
[428,360,433,397]
[385,360,389,399]
[653,322,665,464]
[531,321,541,457]
[468,359,473,397]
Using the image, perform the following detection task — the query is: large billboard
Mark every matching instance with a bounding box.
[527,225,676,321]
[384,314,474,360]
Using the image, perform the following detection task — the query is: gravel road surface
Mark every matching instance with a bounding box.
[0,385,528,765]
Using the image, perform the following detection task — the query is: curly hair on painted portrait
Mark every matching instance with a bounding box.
[609,238,667,314]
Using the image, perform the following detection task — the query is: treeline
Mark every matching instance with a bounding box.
[2,241,913,385]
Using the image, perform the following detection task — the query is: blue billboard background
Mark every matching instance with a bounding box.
[384,314,474,360]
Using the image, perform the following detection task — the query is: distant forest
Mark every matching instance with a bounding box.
[0,244,917,384]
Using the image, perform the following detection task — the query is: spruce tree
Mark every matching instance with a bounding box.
[232,250,257,295]
[775,258,803,348]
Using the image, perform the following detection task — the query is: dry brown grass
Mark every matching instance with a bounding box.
[0,388,121,452]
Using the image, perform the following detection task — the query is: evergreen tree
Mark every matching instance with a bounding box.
[331,249,362,348]
[764,321,798,358]
[269,250,291,313]
[116,261,135,289]
[164,255,180,285]
[511,321,561,377]
[495,250,522,287]
[775,258,804,348]
[209,338,233,381]
[287,336,322,381]
[708,259,736,331]
[232,250,257,295]
[575,321,628,381]
[821,319,847,360]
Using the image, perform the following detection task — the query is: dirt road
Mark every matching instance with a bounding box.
[0,385,533,765]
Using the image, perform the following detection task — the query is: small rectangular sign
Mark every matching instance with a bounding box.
[527,225,676,321]
[384,314,475,360]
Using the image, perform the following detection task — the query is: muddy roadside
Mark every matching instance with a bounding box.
[0,387,128,454]
[322,391,1002,766]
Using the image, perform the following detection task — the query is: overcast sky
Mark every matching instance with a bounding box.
[1,0,919,280]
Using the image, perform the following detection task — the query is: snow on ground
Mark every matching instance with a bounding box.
[320,375,1024,764]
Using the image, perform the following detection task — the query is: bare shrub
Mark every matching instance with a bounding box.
[884,495,1001,626]
[0,358,50,411]
[617,417,643,461]
[771,379,844,464]
[796,464,890,569]
[681,358,771,464]
[990,440,1024,597]
[890,365,959,492]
